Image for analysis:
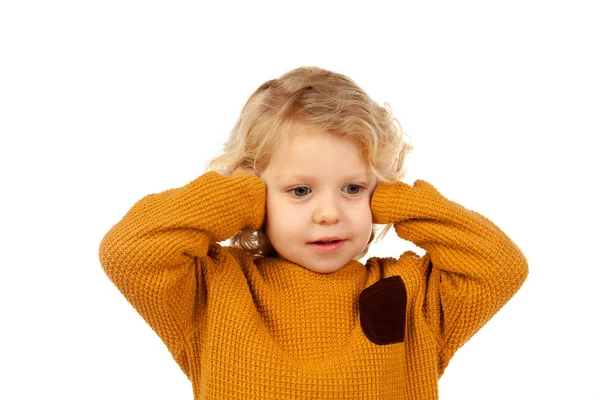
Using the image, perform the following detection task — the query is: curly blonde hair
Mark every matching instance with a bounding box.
[207,66,413,260]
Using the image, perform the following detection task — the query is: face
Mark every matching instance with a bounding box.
[259,127,377,274]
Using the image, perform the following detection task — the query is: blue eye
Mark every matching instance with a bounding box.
[344,185,363,195]
[292,187,311,197]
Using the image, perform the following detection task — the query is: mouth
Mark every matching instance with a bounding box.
[309,236,344,244]
[307,239,346,252]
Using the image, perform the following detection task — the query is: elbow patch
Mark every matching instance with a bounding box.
[359,276,407,345]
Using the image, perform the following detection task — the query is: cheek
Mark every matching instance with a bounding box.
[352,203,374,234]
[265,197,303,235]
[265,195,288,222]
[264,189,280,216]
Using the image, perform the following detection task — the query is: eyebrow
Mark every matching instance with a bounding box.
[276,173,370,181]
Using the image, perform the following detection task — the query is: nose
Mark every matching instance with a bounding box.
[313,195,341,225]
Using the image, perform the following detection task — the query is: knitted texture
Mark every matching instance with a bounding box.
[98,171,528,399]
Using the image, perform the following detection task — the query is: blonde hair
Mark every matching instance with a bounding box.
[207,66,413,259]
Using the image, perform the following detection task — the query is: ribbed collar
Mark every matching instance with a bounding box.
[254,256,370,296]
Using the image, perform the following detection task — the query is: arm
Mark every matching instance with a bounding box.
[371,179,528,375]
[98,171,265,374]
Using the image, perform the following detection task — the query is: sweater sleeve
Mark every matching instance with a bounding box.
[98,171,265,373]
[370,179,528,375]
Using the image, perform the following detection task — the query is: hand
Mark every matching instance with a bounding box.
[231,167,256,177]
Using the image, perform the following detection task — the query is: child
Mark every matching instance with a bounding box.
[99,66,528,399]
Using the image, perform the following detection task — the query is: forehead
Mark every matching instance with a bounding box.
[267,127,370,179]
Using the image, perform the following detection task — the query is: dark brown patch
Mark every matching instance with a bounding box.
[359,276,407,345]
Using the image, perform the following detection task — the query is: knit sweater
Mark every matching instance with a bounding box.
[98,171,528,399]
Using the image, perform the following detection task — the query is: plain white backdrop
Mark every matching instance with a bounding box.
[1,1,598,399]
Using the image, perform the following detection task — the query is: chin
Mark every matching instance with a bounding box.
[307,262,346,274]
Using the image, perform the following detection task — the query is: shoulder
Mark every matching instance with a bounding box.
[366,251,427,273]
[365,251,431,292]
[200,242,258,277]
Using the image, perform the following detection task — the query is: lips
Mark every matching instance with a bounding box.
[310,236,343,244]
[307,239,346,252]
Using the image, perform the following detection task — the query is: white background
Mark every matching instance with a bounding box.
[1,1,598,399]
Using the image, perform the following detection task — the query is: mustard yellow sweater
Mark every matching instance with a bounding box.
[98,171,528,399]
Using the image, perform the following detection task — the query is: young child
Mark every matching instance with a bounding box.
[99,66,528,399]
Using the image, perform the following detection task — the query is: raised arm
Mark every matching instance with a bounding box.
[371,179,528,375]
[98,171,265,373]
